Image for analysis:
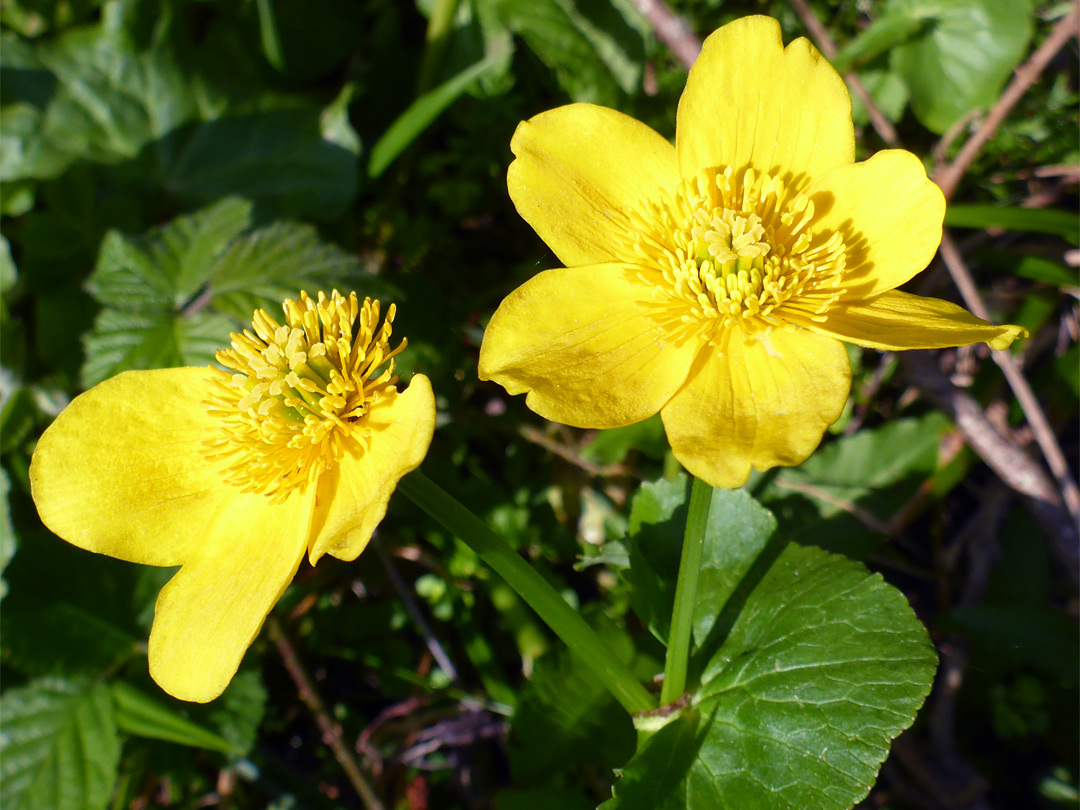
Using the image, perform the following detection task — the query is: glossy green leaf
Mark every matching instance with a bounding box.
[2,2,204,183]
[606,544,937,809]
[582,414,667,465]
[625,477,776,647]
[88,198,253,311]
[945,204,1079,244]
[849,68,909,127]
[690,488,776,646]
[832,12,927,74]
[887,0,1034,134]
[624,477,687,643]
[0,678,121,810]
[166,105,361,219]
[769,413,950,520]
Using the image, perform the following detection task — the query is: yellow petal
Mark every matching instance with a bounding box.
[478,264,700,429]
[508,103,677,267]
[30,368,228,567]
[307,375,436,565]
[148,487,316,703]
[676,16,854,186]
[799,290,1028,351]
[808,150,945,299]
[661,327,850,487]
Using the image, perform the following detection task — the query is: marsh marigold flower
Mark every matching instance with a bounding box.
[31,291,435,702]
[479,16,1027,487]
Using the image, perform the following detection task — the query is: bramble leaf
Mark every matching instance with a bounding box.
[0,678,121,810]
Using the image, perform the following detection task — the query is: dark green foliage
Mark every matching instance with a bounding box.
[2,0,1076,808]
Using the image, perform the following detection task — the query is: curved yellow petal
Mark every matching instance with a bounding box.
[508,103,677,267]
[478,264,700,429]
[807,150,945,300]
[148,487,316,703]
[797,290,1028,351]
[307,375,436,565]
[661,327,850,487]
[676,16,854,187]
[29,368,229,567]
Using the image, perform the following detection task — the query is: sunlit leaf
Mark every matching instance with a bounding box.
[887,0,1034,134]
[605,545,937,810]
[0,678,121,810]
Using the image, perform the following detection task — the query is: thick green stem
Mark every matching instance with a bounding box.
[660,477,713,705]
[398,471,656,715]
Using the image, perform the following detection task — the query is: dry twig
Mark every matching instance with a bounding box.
[787,0,900,146]
[628,0,701,69]
[935,3,1080,201]
[266,616,385,810]
[938,233,1080,521]
[900,352,1079,586]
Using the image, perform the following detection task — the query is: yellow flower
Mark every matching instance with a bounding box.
[30,291,435,702]
[479,15,1025,488]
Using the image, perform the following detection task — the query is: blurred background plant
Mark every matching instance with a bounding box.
[0,0,1077,808]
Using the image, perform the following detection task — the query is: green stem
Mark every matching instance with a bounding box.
[417,0,462,94]
[398,470,656,715]
[660,477,713,705]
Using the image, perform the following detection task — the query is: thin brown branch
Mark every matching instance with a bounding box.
[517,424,632,478]
[788,0,900,146]
[935,2,1080,201]
[900,352,1079,587]
[627,0,701,70]
[938,233,1080,521]
[266,616,385,810]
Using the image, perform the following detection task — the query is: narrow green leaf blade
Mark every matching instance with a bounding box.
[368,50,508,178]
[945,204,1080,244]
[0,678,121,810]
[111,682,241,755]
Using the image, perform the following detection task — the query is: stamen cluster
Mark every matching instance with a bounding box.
[204,291,404,500]
[623,166,849,345]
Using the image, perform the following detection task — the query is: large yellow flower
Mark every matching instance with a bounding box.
[479,15,1025,488]
[30,291,435,702]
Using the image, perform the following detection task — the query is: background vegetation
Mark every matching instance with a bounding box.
[1,0,1077,808]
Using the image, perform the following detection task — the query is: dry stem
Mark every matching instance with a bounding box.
[935,3,1080,201]
[267,615,385,810]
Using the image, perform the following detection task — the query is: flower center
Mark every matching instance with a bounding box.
[622,166,848,343]
[203,291,404,500]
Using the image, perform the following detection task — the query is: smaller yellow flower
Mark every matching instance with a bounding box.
[479,15,1026,488]
[31,291,435,702]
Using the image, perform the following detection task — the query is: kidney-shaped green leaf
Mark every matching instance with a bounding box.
[888,0,1033,134]
[605,544,937,810]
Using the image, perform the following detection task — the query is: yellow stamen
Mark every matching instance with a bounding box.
[620,166,848,345]
[203,291,405,501]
